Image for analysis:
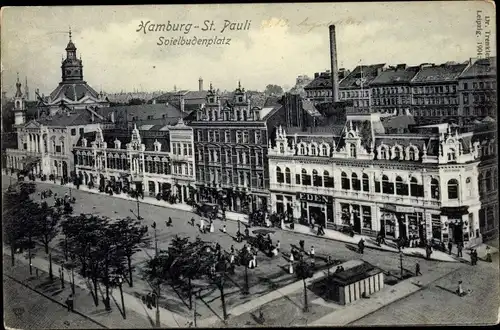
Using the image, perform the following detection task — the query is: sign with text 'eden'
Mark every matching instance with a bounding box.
[297,192,333,204]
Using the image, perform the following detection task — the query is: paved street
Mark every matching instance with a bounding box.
[3,176,499,326]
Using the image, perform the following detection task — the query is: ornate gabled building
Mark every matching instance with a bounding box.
[73,122,196,204]
[45,29,109,114]
[189,82,286,213]
[268,120,486,248]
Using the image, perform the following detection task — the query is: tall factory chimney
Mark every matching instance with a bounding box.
[199,77,203,92]
[329,25,340,103]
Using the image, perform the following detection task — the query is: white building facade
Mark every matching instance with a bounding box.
[268,123,483,247]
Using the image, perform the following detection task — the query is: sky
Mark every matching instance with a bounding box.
[1,2,496,98]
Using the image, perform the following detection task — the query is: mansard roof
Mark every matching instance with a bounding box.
[49,82,100,103]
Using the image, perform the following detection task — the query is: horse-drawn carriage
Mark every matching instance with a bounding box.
[193,202,219,220]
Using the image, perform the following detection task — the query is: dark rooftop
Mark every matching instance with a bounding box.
[339,64,386,89]
[370,66,420,85]
[460,57,496,78]
[381,115,416,133]
[330,262,382,286]
[412,63,468,83]
[304,72,332,90]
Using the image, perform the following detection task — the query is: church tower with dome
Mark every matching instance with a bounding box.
[45,28,109,114]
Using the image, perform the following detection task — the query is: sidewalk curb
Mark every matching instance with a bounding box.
[3,272,108,329]
[13,176,458,263]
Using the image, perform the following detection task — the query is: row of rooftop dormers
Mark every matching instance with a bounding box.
[269,120,490,165]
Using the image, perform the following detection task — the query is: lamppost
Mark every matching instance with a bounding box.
[70,254,76,295]
[399,251,404,278]
[59,267,65,289]
[151,222,158,257]
[117,275,126,319]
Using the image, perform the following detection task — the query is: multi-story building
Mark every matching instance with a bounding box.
[5,71,112,179]
[303,69,350,103]
[472,122,498,242]
[410,62,468,125]
[339,64,387,114]
[269,119,486,248]
[370,64,420,115]
[168,117,196,202]
[189,82,286,213]
[458,57,497,125]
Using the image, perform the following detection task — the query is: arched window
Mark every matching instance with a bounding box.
[341,172,350,189]
[322,145,328,156]
[448,148,456,161]
[324,170,334,188]
[466,177,472,197]
[408,147,416,161]
[285,167,291,184]
[352,173,361,190]
[276,166,284,183]
[430,178,440,199]
[279,143,284,153]
[485,171,492,191]
[350,144,357,158]
[410,177,420,196]
[382,175,393,194]
[310,145,317,156]
[313,169,322,186]
[362,173,369,192]
[395,176,405,195]
[300,144,306,155]
[447,179,459,199]
[380,146,387,160]
[393,146,401,160]
[302,169,311,186]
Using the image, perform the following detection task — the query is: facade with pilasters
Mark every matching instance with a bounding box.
[268,121,484,248]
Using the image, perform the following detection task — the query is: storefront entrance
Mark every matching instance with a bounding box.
[449,220,464,244]
[309,205,326,226]
[297,192,334,226]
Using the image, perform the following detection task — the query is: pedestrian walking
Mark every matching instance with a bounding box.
[199,218,205,233]
[147,293,153,309]
[190,217,195,226]
[415,262,422,276]
[457,243,463,257]
[230,245,235,254]
[448,241,453,255]
[167,217,172,226]
[244,227,249,238]
[276,240,281,252]
[456,280,464,296]
[66,294,74,312]
[471,249,478,265]
[299,240,305,251]
[222,224,227,233]
[310,246,315,258]
[425,245,432,259]
[209,221,214,233]
[358,239,365,254]
[289,261,294,274]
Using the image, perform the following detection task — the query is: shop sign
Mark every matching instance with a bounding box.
[383,204,414,213]
[297,192,333,204]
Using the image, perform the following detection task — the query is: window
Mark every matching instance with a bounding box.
[183,144,188,156]
[362,173,369,191]
[478,173,484,195]
[276,166,284,183]
[410,177,420,197]
[447,179,459,199]
[197,131,202,142]
[341,172,350,190]
[447,148,456,161]
[255,131,261,144]
[324,170,334,188]
[79,128,84,136]
[350,144,357,158]
[285,168,291,184]
[71,129,76,136]
[380,147,387,160]
[225,131,231,143]
[430,178,440,199]
[310,145,317,156]
[313,170,322,186]
[322,145,328,156]
[396,176,405,195]
[352,173,360,191]
[485,171,492,191]
[56,145,62,153]
[243,131,249,143]
[300,144,306,155]
[302,169,311,186]
[236,131,242,143]
[214,131,220,142]
[466,177,472,197]
[382,175,393,194]
[408,147,416,161]
[362,206,372,229]
[393,147,401,160]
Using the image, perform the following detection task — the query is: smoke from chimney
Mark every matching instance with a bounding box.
[329,25,339,103]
